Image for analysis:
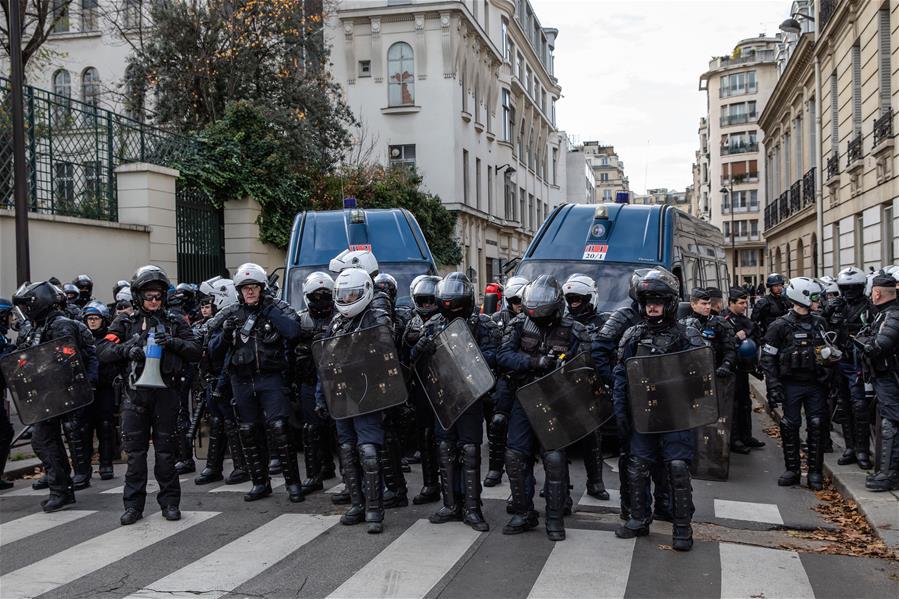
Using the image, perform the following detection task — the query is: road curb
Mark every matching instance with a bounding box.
[748,376,899,550]
[3,456,42,479]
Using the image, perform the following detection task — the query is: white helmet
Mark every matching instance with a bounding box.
[785,277,822,308]
[504,276,529,303]
[562,273,596,307]
[823,280,840,297]
[233,263,268,289]
[329,249,379,277]
[115,286,132,303]
[200,276,238,310]
[836,266,867,288]
[303,271,335,296]
[882,265,899,282]
[334,267,374,318]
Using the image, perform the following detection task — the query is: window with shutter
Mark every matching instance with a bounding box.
[852,43,862,134]
[880,8,892,113]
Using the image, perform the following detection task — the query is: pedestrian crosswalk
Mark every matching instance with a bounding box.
[528,529,634,599]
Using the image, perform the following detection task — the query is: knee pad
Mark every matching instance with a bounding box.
[269,418,290,442]
[628,456,653,478]
[882,418,898,440]
[490,412,508,432]
[666,460,690,487]
[437,439,456,457]
[780,417,800,433]
[461,444,479,468]
[358,443,379,472]
[504,448,529,473]
[541,450,565,477]
[808,416,824,431]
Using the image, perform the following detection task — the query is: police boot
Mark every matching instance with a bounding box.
[543,450,567,542]
[460,444,489,532]
[651,461,672,522]
[360,444,384,534]
[484,411,508,487]
[270,419,304,502]
[413,427,440,504]
[62,417,92,490]
[381,429,408,508]
[239,424,272,501]
[339,444,365,525]
[866,419,899,491]
[778,418,802,486]
[97,420,117,480]
[223,419,250,485]
[195,417,225,485]
[618,454,631,521]
[584,429,610,500]
[853,409,873,470]
[615,457,652,539]
[667,460,694,551]
[806,417,826,491]
[32,466,49,490]
[41,487,76,513]
[301,424,325,493]
[502,449,539,534]
[837,422,857,465]
[266,428,282,475]
[430,440,462,523]
[174,411,196,475]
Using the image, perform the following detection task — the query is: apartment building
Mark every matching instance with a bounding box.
[582,142,629,203]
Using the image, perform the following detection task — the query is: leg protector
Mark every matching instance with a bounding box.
[616,456,652,538]
[302,423,325,493]
[853,403,873,469]
[651,461,672,522]
[62,416,92,489]
[174,406,195,474]
[339,443,365,524]
[866,418,899,491]
[359,443,384,533]
[266,427,282,475]
[778,417,802,486]
[238,423,271,501]
[460,444,488,532]
[381,428,408,508]
[667,460,694,551]
[270,419,303,502]
[413,427,440,504]
[430,440,462,523]
[838,421,857,465]
[806,416,826,490]
[484,412,508,487]
[542,450,567,542]
[224,419,250,484]
[502,449,539,535]
[195,416,225,485]
[618,453,631,521]
[584,429,609,500]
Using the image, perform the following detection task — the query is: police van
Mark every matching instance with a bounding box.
[283,205,438,309]
[514,203,729,311]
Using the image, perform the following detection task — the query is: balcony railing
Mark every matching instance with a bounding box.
[789,181,801,213]
[826,153,840,179]
[847,134,863,165]
[820,0,835,29]
[764,176,813,232]
[720,113,758,127]
[722,173,759,185]
[720,83,759,98]
[778,191,790,221]
[720,142,759,156]
[710,50,777,70]
[725,232,761,243]
[802,167,816,205]
[721,202,760,213]
[874,108,893,147]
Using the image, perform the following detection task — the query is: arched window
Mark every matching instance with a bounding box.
[82,67,100,107]
[52,70,72,125]
[387,42,414,106]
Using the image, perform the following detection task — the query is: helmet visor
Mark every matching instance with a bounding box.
[412,277,439,297]
[437,278,470,298]
[523,285,560,307]
[336,285,367,306]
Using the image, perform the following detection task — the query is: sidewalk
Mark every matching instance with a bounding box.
[748,376,899,550]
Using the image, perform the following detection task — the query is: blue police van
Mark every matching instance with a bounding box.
[283,206,438,309]
[514,203,729,311]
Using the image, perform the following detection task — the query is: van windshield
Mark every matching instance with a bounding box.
[286,262,434,310]
[515,261,649,313]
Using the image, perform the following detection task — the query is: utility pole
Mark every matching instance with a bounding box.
[8,0,31,284]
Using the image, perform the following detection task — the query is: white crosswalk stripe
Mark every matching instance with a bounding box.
[714,499,784,525]
[101,477,189,495]
[326,519,482,598]
[0,511,219,599]
[528,529,634,599]
[209,476,285,493]
[719,542,815,599]
[0,510,97,546]
[125,514,340,599]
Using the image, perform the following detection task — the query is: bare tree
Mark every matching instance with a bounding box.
[0,0,74,68]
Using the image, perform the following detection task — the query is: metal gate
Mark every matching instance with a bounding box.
[176,183,225,283]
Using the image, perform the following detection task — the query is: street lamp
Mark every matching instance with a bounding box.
[720,182,735,286]
[779,9,815,35]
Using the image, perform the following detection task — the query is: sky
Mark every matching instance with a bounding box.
[528,0,790,194]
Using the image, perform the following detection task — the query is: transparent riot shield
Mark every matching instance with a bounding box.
[312,324,408,419]
[415,318,496,430]
[515,353,609,451]
[0,336,94,425]
[692,374,735,481]
[625,346,718,434]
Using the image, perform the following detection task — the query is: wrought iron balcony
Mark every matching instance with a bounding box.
[820,0,835,29]
[720,142,759,156]
[847,134,863,166]
[826,153,840,179]
[720,113,758,127]
[778,191,790,220]
[802,168,816,205]
[789,181,801,213]
[874,108,893,148]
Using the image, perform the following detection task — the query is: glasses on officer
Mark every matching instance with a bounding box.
[143,292,164,302]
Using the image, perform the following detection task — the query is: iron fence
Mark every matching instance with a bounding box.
[1,77,191,221]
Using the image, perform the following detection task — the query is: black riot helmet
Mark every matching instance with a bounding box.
[766,273,785,288]
[436,272,475,319]
[63,283,80,302]
[13,281,63,323]
[629,268,653,302]
[72,274,94,299]
[635,267,680,322]
[522,275,565,326]
[412,275,441,319]
[130,265,172,309]
[374,273,398,302]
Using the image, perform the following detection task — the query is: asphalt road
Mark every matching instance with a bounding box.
[1,409,897,599]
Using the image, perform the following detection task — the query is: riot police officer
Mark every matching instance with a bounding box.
[414,272,499,532]
[828,267,874,470]
[295,271,338,494]
[752,273,789,337]
[13,281,98,511]
[721,287,765,451]
[402,275,443,505]
[315,266,393,534]
[681,289,736,379]
[72,274,95,309]
[82,302,119,481]
[100,266,201,524]
[62,284,83,320]
[760,277,835,491]
[612,268,705,551]
[563,273,610,501]
[208,263,303,503]
[859,274,899,491]
[483,275,528,487]
[0,297,17,490]
[498,275,595,542]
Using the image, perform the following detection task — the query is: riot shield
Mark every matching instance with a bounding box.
[415,318,496,430]
[0,336,94,425]
[625,346,718,434]
[515,353,610,451]
[692,374,735,481]
[312,324,408,419]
